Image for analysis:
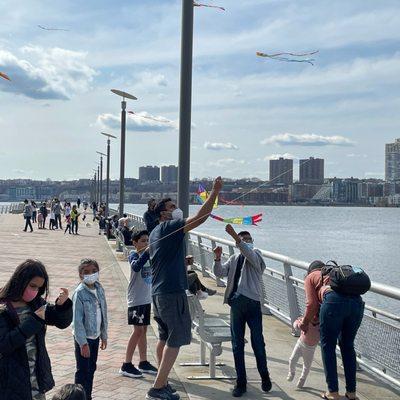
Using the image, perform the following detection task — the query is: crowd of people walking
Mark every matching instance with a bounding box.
[5,177,369,400]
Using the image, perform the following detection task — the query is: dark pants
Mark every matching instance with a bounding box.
[187,271,207,294]
[65,224,71,234]
[55,214,62,229]
[41,216,47,229]
[230,294,269,386]
[320,291,364,393]
[32,211,37,223]
[74,338,99,400]
[24,217,33,232]
[72,219,78,234]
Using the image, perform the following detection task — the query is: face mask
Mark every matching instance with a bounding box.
[171,208,184,220]
[83,272,99,285]
[245,242,254,250]
[22,287,39,303]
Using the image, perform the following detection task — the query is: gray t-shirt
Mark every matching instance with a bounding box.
[127,250,152,307]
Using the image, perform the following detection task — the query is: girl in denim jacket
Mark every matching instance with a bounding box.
[72,259,108,400]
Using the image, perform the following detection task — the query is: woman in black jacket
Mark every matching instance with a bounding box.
[0,259,73,400]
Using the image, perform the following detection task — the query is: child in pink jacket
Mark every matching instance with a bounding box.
[287,316,320,388]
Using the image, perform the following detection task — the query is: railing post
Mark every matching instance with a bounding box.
[283,262,301,336]
[212,240,226,287]
[197,236,207,276]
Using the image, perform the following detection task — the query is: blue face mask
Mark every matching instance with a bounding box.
[246,242,254,250]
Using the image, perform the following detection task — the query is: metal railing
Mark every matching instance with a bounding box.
[0,203,22,214]
[117,210,400,389]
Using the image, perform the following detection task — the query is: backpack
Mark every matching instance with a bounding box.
[321,260,371,295]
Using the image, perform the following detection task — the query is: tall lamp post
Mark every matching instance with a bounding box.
[92,169,98,203]
[95,163,100,205]
[100,132,117,217]
[96,151,106,204]
[111,89,137,217]
[178,0,194,218]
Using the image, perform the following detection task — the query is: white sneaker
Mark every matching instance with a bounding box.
[197,291,208,301]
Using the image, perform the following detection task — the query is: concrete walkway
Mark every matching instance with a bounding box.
[0,213,398,399]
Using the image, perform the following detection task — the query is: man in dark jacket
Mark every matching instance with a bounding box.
[143,198,158,233]
[39,202,48,229]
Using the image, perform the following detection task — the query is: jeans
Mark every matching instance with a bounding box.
[72,219,78,234]
[55,213,62,229]
[230,294,269,386]
[32,211,37,223]
[24,216,33,231]
[74,338,99,400]
[320,291,364,393]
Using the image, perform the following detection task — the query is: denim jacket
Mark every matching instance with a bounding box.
[72,281,108,346]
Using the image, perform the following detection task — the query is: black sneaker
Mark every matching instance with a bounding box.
[146,387,179,400]
[205,288,217,296]
[139,360,158,375]
[232,385,246,397]
[165,383,179,398]
[261,374,272,392]
[119,362,143,378]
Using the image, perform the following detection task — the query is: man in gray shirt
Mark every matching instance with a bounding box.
[213,224,271,397]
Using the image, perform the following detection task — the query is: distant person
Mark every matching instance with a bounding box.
[288,315,320,388]
[71,205,80,235]
[213,225,271,397]
[146,177,222,400]
[121,219,133,245]
[65,202,71,219]
[53,199,63,229]
[143,198,159,233]
[52,384,87,400]
[49,210,56,230]
[77,198,81,209]
[300,261,366,400]
[98,215,106,235]
[65,213,72,235]
[22,198,33,232]
[37,211,44,229]
[120,230,158,379]
[186,255,216,299]
[91,201,98,221]
[39,202,48,229]
[0,259,72,400]
[72,259,108,400]
[31,201,38,223]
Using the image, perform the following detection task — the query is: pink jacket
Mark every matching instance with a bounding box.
[294,317,320,347]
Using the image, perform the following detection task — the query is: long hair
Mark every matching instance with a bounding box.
[0,259,49,301]
[52,384,86,400]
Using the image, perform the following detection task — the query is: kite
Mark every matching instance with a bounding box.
[193,2,225,11]
[128,111,172,124]
[256,50,319,65]
[196,184,262,226]
[38,25,69,31]
[0,72,11,81]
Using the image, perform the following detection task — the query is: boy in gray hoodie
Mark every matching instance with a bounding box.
[213,224,272,397]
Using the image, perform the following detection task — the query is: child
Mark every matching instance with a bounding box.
[38,211,44,229]
[119,230,158,378]
[65,214,72,234]
[52,384,86,400]
[50,210,56,230]
[287,315,320,388]
[71,205,80,235]
[98,215,106,235]
[0,259,72,399]
[72,259,108,400]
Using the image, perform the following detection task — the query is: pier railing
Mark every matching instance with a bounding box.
[117,211,400,388]
[0,203,22,214]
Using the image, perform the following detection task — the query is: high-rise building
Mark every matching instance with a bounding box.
[299,157,324,184]
[161,165,178,184]
[385,138,400,181]
[138,165,160,182]
[269,158,293,185]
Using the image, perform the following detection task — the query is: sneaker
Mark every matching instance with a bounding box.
[165,383,178,395]
[119,362,143,378]
[296,377,305,388]
[261,374,272,392]
[205,288,217,296]
[232,385,246,397]
[139,360,158,375]
[146,387,179,400]
[197,290,208,300]
[287,372,294,382]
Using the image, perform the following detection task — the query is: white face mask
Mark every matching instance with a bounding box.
[83,272,99,285]
[171,208,184,220]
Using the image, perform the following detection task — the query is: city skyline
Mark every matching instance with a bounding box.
[1,1,400,180]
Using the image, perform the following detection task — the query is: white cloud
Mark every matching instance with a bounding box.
[204,142,239,151]
[208,158,246,167]
[346,153,367,158]
[0,46,96,100]
[261,133,355,147]
[96,111,177,132]
[264,153,296,161]
[137,71,168,87]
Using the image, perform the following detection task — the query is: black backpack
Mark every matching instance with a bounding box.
[321,260,371,295]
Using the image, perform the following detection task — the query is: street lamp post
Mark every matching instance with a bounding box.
[178,0,194,218]
[92,169,98,204]
[100,132,117,217]
[111,89,137,217]
[96,164,100,205]
[96,151,106,204]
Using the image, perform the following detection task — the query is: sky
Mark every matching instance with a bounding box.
[0,0,399,181]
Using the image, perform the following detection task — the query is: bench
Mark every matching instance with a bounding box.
[180,294,235,380]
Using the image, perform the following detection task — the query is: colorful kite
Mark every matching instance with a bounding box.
[193,2,225,11]
[256,50,318,65]
[196,184,262,226]
[128,111,172,124]
[0,72,11,81]
[38,25,69,31]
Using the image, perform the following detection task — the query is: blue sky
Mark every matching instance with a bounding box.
[1,0,399,180]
